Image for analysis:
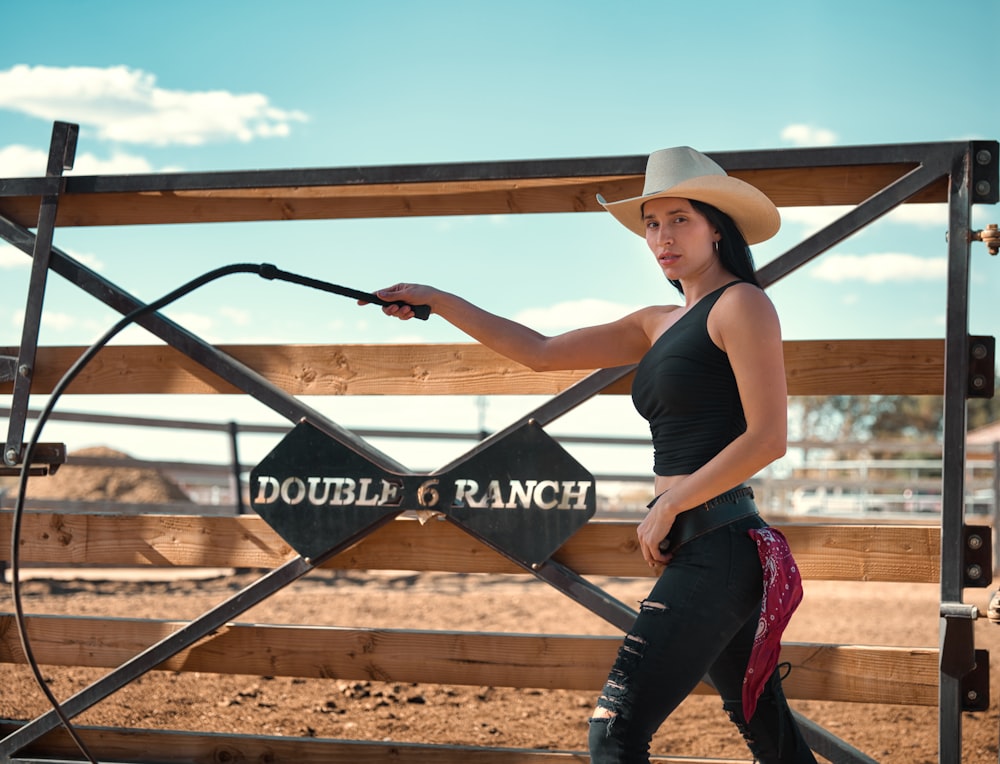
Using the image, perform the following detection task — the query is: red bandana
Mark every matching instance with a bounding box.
[743,527,803,720]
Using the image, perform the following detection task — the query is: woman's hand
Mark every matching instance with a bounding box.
[360,283,439,320]
[636,492,678,571]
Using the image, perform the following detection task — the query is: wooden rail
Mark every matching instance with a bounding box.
[0,160,948,229]
[0,339,946,397]
[0,514,941,583]
[0,616,938,707]
[0,721,741,764]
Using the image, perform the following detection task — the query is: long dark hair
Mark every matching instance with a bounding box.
[667,199,761,295]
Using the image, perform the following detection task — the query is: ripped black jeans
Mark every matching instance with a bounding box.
[588,509,816,763]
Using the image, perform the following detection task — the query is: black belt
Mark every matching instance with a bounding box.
[655,486,757,553]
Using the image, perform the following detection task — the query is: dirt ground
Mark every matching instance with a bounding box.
[2,452,1000,762]
[2,568,999,763]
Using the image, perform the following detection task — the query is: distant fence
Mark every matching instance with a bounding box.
[2,406,996,520]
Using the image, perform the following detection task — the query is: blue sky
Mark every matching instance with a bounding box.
[1,0,998,474]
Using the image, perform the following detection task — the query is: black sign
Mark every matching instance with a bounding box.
[251,420,595,565]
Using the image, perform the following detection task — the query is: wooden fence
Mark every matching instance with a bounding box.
[1,135,996,762]
[0,501,944,763]
[0,338,972,763]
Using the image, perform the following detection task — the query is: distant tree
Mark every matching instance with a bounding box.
[791,395,883,444]
[791,389,998,448]
[969,395,1000,431]
[869,396,943,441]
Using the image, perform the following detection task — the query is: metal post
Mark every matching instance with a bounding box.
[3,122,77,467]
[992,440,1000,576]
[939,145,974,764]
[227,420,245,515]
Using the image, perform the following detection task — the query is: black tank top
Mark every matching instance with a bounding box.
[631,281,746,476]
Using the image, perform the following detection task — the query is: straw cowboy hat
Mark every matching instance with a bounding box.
[598,146,780,245]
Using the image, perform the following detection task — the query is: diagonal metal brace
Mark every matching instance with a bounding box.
[758,152,954,286]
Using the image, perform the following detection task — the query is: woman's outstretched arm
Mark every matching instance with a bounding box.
[369,282,664,372]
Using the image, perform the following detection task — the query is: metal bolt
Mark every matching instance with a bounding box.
[967,564,983,581]
[968,534,984,550]
[976,149,992,166]
[975,180,992,197]
[17,364,31,378]
[971,342,988,360]
[967,690,979,702]
[971,375,986,391]
[4,447,19,465]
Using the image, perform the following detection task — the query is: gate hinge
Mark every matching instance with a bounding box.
[968,336,995,399]
[961,649,990,712]
[0,442,67,476]
[964,525,993,587]
[972,140,999,204]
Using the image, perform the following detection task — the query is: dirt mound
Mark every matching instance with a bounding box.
[21,446,192,504]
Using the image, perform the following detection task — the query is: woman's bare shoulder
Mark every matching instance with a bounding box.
[717,282,777,316]
[710,282,781,350]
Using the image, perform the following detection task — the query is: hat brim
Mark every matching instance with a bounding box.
[599,175,780,245]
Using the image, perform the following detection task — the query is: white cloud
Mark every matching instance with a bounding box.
[0,241,26,269]
[71,151,155,175]
[810,252,947,283]
[218,306,252,326]
[105,324,168,345]
[0,145,49,177]
[879,203,994,229]
[12,307,103,335]
[514,299,637,332]
[779,203,958,236]
[884,204,948,227]
[39,311,80,332]
[781,124,838,147]
[0,241,102,271]
[0,64,308,147]
[69,251,105,271]
[161,311,214,336]
[0,143,156,176]
[779,205,852,234]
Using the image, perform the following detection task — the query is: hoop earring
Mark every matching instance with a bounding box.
[714,240,720,253]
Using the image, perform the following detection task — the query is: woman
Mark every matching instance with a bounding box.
[370,146,817,763]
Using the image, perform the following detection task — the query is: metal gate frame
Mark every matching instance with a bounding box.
[0,122,997,763]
